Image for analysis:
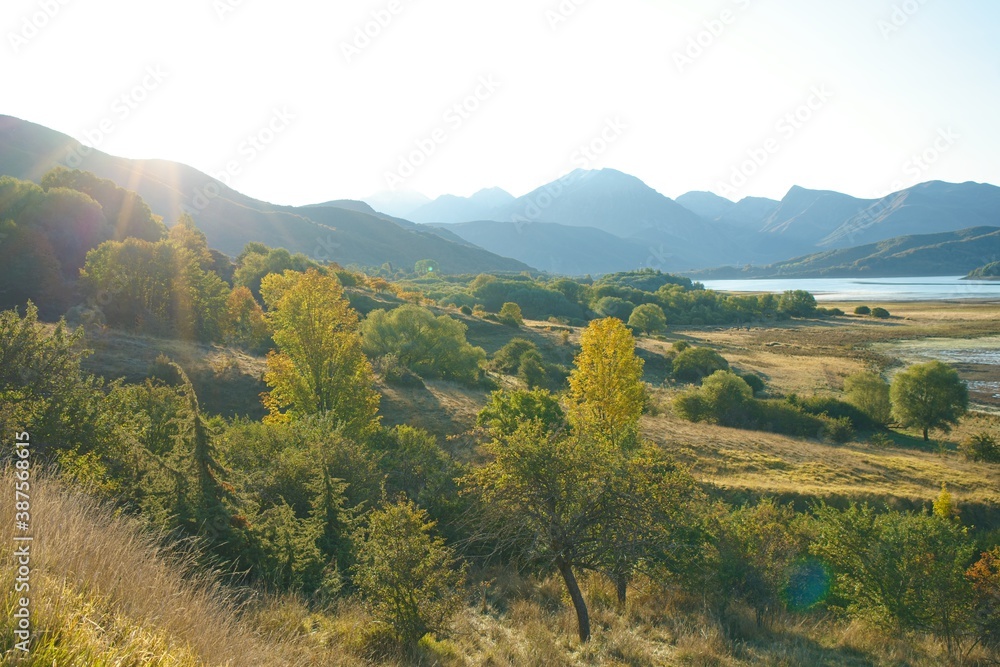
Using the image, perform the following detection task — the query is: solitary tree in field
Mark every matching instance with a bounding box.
[566,317,645,449]
[890,361,968,441]
[261,269,379,437]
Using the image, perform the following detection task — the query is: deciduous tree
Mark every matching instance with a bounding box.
[890,361,968,441]
[261,269,379,437]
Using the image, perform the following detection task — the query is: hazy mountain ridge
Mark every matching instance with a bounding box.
[5,114,1000,277]
[0,115,529,273]
[688,226,1000,279]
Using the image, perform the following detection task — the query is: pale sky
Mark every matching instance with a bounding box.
[4,0,999,206]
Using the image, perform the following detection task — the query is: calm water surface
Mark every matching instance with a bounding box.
[700,276,1000,302]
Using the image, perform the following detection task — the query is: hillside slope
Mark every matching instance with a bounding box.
[0,115,529,273]
[690,226,1000,278]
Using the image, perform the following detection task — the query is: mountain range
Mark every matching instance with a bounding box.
[3,114,1000,277]
[0,115,528,273]
[367,172,1000,275]
[688,226,1000,279]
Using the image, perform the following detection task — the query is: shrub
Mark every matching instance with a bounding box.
[700,371,755,427]
[821,415,855,443]
[372,354,424,387]
[671,340,691,353]
[361,305,486,383]
[868,431,894,449]
[672,346,729,383]
[967,548,1000,650]
[811,503,976,646]
[843,371,892,426]
[673,389,708,422]
[490,338,538,375]
[961,432,1000,463]
[459,305,472,316]
[738,372,766,396]
[476,389,565,436]
[627,303,667,334]
[592,296,635,322]
[798,395,879,432]
[517,350,547,389]
[753,400,827,438]
[352,499,466,647]
[709,500,807,623]
[854,305,871,315]
[498,302,524,327]
[871,307,891,319]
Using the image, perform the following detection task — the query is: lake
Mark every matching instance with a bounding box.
[699,276,1000,302]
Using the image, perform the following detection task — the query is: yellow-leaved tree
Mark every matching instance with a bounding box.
[566,317,646,449]
[260,269,379,437]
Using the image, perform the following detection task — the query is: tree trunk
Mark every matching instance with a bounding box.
[923,427,929,441]
[614,573,627,607]
[557,559,590,642]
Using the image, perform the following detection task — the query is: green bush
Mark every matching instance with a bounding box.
[738,372,766,396]
[843,371,892,426]
[700,371,755,427]
[821,415,855,443]
[753,400,827,438]
[627,302,667,334]
[811,503,976,645]
[673,389,708,422]
[490,338,538,375]
[517,350,547,389]
[961,432,1000,463]
[672,340,691,353]
[797,395,879,432]
[498,302,524,327]
[476,388,566,436]
[672,346,729,383]
[592,296,636,322]
[373,353,424,387]
[352,499,466,647]
[871,307,891,319]
[459,305,473,316]
[854,305,871,315]
[361,305,486,383]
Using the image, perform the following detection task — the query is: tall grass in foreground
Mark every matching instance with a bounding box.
[0,468,359,667]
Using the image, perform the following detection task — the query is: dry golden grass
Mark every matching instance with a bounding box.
[642,402,1000,520]
[0,469,363,667]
